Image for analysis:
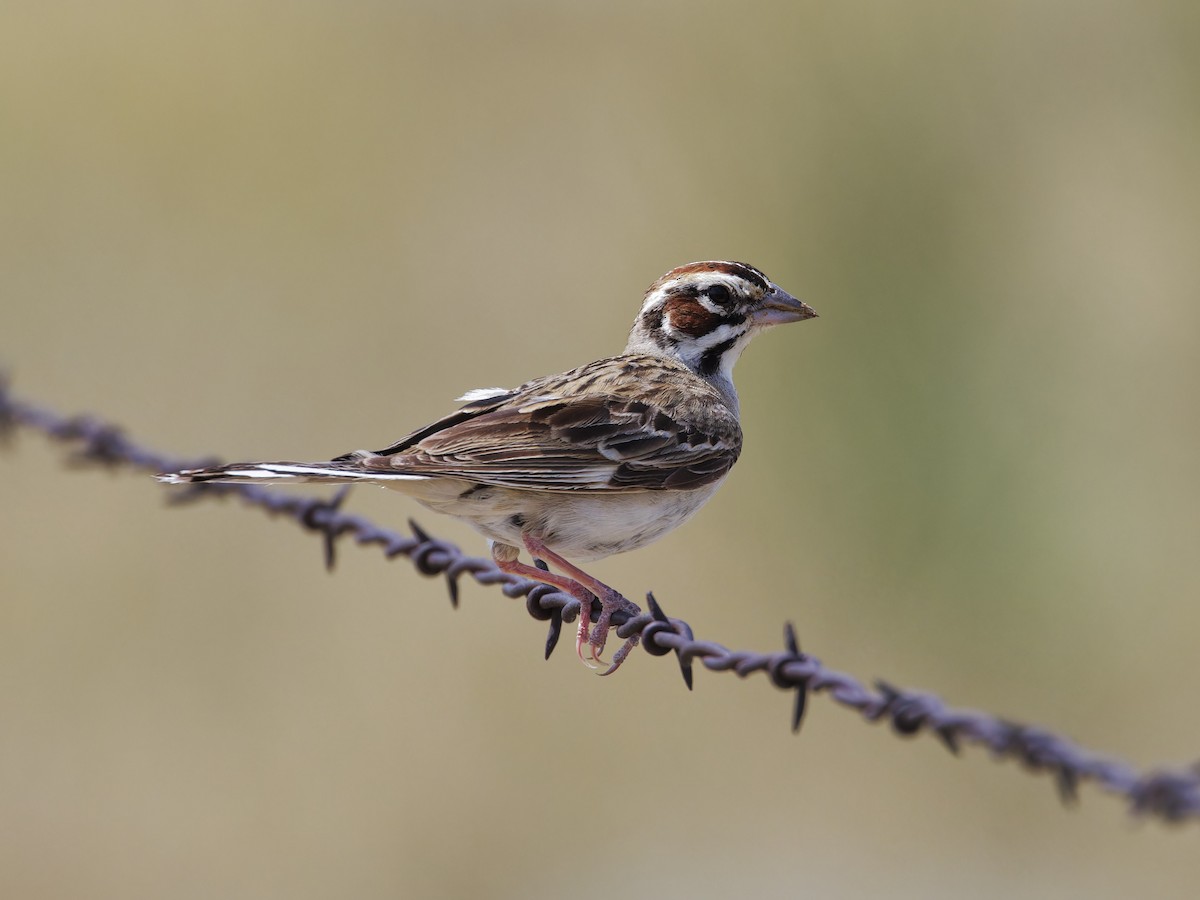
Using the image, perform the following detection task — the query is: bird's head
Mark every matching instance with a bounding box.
[625,261,817,383]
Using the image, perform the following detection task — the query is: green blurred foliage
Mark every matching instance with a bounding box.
[2,2,1198,898]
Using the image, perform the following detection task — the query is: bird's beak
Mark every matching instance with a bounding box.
[750,285,818,327]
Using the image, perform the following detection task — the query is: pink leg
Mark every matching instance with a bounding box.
[520,535,640,672]
[491,543,604,670]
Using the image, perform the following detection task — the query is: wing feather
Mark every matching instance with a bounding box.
[338,356,742,493]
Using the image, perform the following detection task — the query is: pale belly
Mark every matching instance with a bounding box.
[396,478,725,561]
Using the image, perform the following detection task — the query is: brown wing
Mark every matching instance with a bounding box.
[339,357,742,493]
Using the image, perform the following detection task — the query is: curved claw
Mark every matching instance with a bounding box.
[576,624,602,670]
[588,642,610,669]
[597,635,640,676]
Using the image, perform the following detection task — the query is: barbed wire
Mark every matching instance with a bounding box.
[1,376,1197,826]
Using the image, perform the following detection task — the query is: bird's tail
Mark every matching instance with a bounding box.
[156,458,423,486]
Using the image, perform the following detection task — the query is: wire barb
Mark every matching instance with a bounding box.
[644,592,693,689]
[781,622,808,734]
[1,377,1197,826]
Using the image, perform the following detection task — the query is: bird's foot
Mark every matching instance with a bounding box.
[516,535,643,674]
[576,588,641,673]
[494,537,645,674]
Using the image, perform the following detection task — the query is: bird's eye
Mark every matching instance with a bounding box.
[707,284,732,305]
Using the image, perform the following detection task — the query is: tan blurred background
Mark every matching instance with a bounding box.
[2,1,1199,897]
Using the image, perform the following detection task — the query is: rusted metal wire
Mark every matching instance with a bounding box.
[2,377,1197,825]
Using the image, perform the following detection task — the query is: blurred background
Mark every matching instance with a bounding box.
[2,1,1198,897]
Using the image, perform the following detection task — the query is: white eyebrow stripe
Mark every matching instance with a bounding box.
[662,272,753,316]
[637,294,668,317]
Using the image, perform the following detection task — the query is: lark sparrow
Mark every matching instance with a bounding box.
[158,261,816,672]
